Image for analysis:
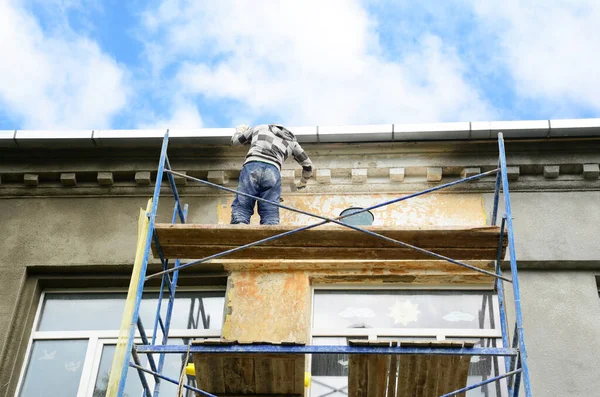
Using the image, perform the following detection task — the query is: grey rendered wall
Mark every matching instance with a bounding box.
[484,191,600,262]
[485,191,600,396]
[0,195,221,395]
[0,196,220,268]
[1,191,599,395]
[503,271,600,396]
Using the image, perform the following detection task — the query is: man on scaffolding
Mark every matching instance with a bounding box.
[230,124,313,225]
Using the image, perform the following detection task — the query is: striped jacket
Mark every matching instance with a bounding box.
[232,124,313,180]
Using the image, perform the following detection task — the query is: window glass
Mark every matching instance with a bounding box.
[19,290,224,397]
[311,289,506,397]
[93,339,196,397]
[18,340,88,397]
[313,290,498,329]
[38,292,225,331]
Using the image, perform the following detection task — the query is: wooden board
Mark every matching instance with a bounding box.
[348,341,473,397]
[191,339,475,396]
[348,353,368,397]
[217,259,495,272]
[193,351,304,396]
[152,224,506,261]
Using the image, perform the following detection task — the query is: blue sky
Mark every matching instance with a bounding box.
[0,0,598,130]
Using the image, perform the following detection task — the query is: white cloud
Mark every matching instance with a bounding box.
[471,0,600,114]
[0,0,129,128]
[141,0,496,126]
[139,100,203,129]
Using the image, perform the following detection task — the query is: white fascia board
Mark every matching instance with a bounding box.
[490,120,549,138]
[287,126,318,143]
[471,121,492,139]
[169,128,235,145]
[93,129,167,146]
[0,130,17,147]
[318,124,393,143]
[550,118,600,137]
[394,122,470,141]
[93,129,166,138]
[15,130,95,147]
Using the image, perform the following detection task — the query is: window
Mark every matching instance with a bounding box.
[16,290,225,397]
[310,287,508,397]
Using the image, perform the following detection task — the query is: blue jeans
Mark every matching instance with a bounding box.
[231,162,282,225]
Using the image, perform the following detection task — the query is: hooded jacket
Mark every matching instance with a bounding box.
[232,124,313,180]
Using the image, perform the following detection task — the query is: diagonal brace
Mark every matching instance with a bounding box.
[147,169,510,282]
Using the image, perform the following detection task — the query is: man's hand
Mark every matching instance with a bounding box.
[296,177,308,190]
[236,124,249,134]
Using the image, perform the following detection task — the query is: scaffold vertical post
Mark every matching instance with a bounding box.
[498,132,532,397]
[152,203,188,397]
[116,133,170,397]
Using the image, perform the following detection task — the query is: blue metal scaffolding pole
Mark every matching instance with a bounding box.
[148,154,189,397]
[116,133,170,397]
[137,344,518,356]
[116,132,532,397]
[498,132,532,397]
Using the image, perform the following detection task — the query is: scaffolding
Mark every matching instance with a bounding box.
[108,132,532,397]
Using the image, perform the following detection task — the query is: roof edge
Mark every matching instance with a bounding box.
[2,118,599,148]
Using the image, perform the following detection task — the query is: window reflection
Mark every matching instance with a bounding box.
[20,291,225,397]
[19,340,88,397]
[93,340,197,397]
[37,292,225,331]
[313,290,499,330]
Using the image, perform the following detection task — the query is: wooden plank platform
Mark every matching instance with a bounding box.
[152,224,506,260]
[192,340,305,396]
[191,339,476,396]
[348,340,473,397]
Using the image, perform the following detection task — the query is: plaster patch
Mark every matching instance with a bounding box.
[218,193,486,226]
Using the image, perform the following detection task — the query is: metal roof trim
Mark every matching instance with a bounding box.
[3,118,600,149]
[15,130,95,147]
[318,124,393,142]
[394,122,470,141]
[549,118,600,137]
[0,130,17,147]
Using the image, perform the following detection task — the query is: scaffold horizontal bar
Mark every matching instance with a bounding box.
[136,344,518,356]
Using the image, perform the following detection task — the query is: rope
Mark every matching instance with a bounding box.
[177,342,192,397]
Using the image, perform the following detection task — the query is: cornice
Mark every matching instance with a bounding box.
[1,139,599,197]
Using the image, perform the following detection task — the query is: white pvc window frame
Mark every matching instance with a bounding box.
[15,288,224,397]
[309,284,506,397]
[310,284,502,342]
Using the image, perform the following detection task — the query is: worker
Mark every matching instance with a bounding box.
[230,124,313,225]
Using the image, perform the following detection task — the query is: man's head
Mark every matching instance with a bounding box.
[270,124,296,141]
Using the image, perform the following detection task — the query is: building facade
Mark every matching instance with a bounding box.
[1,120,599,396]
